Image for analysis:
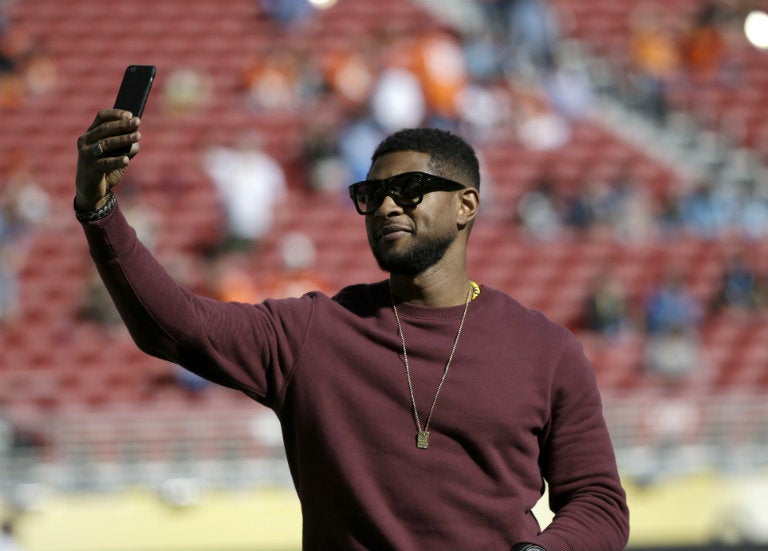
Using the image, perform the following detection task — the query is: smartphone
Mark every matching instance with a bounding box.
[112,64,156,157]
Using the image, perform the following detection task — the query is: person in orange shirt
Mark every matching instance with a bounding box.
[262,231,332,299]
[411,28,469,123]
[679,2,728,83]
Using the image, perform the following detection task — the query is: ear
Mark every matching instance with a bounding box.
[457,187,480,229]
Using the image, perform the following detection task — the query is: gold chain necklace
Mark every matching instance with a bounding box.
[389,282,476,449]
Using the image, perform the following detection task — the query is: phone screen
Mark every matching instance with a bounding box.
[113,65,156,118]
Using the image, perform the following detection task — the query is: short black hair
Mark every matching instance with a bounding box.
[370,128,480,190]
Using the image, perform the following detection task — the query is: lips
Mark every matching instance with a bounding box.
[377,224,412,241]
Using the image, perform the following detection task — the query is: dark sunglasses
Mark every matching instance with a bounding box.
[348,171,466,215]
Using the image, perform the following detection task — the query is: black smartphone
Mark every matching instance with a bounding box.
[112,64,156,157]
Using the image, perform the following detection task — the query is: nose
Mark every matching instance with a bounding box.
[373,192,403,217]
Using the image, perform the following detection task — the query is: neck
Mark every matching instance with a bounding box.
[389,268,471,307]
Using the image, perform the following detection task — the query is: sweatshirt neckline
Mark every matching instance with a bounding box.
[375,280,487,320]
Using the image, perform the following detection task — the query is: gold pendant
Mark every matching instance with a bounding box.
[416,430,430,449]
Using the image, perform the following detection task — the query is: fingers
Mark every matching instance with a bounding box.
[82,130,141,160]
[80,154,130,174]
[78,120,141,162]
[86,109,133,131]
[82,116,140,145]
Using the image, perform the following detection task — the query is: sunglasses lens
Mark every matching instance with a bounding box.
[353,182,384,214]
[389,173,423,205]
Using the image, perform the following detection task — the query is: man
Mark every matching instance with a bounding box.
[75,110,629,551]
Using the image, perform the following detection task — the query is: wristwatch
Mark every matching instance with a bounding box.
[512,544,546,551]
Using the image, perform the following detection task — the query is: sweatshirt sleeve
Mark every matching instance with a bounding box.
[80,205,312,407]
[531,333,630,551]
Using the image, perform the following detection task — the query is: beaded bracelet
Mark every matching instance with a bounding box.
[74,190,117,223]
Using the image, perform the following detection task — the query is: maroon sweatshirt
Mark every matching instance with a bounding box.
[82,206,629,551]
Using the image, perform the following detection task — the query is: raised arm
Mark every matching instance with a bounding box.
[73,110,308,404]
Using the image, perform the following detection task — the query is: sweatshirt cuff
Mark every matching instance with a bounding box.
[79,203,138,261]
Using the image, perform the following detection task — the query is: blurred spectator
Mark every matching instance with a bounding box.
[0,26,32,74]
[118,182,161,251]
[0,71,22,109]
[712,248,758,311]
[1,151,50,246]
[737,188,768,240]
[584,270,633,338]
[679,1,729,83]
[456,82,512,143]
[754,269,768,311]
[18,47,56,98]
[262,231,332,298]
[4,416,47,460]
[558,169,653,243]
[78,267,123,327]
[367,29,426,132]
[260,0,315,29]
[337,106,387,184]
[517,171,563,239]
[560,184,593,232]
[162,250,214,297]
[202,131,287,253]
[627,3,682,124]
[162,66,212,115]
[542,53,595,120]
[300,109,349,197]
[0,25,57,108]
[512,82,570,150]
[655,187,685,236]
[0,3,11,72]
[0,242,18,323]
[506,0,560,71]
[240,50,322,112]
[0,414,9,450]
[461,26,504,84]
[608,171,655,244]
[320,47,377,110]
[580,173,617,233]
[480,0,559,74]
[643,267,703,381]
[411,28,469,125]
[0,152,49,324]
[678,180,732,239]
[207,251,262,303]
[644,325,701,380]
[644,267,702,335]
[369,64,425,134]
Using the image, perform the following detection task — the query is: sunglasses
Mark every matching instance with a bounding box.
[348,172,466,215]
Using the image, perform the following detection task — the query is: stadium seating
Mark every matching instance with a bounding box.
[1,0,767,437]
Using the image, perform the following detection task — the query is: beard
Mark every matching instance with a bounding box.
[371,232,455,277]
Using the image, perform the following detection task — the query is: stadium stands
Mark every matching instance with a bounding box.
[1,0,767,474]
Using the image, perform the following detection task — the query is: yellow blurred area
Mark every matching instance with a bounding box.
[624,473,721,547]
[3,471,768,550]
[1,487,302,551]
